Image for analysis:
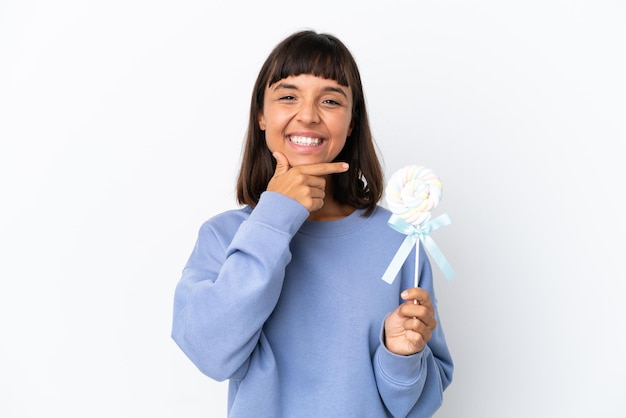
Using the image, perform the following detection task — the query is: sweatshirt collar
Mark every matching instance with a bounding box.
[298,206,376,237]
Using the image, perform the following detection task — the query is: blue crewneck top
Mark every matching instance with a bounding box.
[172,192,453,417]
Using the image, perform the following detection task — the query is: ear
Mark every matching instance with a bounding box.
[258,111,266,131]
[347,120,354,137]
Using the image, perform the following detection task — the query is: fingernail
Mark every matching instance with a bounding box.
[401,290,409,298]
[341,162,349,170]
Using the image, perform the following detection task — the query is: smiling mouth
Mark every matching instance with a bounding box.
[289,135,323,146]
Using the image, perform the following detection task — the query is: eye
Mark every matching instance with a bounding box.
[279,95,296,101]
[323,98,346,107]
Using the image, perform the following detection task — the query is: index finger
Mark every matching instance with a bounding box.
[401,288,432,305]
[298,162,349,176]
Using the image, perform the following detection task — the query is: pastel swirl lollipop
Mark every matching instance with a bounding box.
[385,165,443,226]
[381,164,454,286]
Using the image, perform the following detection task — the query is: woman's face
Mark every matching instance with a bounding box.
[258,74,353,167]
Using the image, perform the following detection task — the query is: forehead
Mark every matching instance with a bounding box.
[268,74,351,96]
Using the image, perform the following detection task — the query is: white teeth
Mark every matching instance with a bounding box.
[289,136,322,146]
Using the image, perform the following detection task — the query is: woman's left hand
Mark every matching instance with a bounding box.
[384,287,437,356]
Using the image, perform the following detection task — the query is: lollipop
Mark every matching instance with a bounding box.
[381,164,455,287]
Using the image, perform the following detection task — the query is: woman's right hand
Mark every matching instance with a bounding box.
[266,152,349,212]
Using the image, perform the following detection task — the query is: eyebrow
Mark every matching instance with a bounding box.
[273,82,349,99]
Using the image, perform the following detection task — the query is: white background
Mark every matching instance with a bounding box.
[1,1,625,417]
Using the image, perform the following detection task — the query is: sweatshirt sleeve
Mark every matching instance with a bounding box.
[171,192,309,381]
[373,246,454,418]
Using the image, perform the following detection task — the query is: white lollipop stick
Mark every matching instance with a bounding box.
[414,242,420,304]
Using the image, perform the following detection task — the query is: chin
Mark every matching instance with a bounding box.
[288,156,326,166]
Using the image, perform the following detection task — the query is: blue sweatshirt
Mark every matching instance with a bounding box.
[172,192,453,418]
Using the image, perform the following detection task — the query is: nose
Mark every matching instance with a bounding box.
[297,100,320,124]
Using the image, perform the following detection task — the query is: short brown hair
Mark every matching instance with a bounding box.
[236,30,383,216]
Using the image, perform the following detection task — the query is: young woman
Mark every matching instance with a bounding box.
[172,30,453,418]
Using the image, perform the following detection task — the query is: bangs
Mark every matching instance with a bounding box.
[267,35,350,87]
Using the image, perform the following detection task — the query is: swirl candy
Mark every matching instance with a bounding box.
[385,165,443,226]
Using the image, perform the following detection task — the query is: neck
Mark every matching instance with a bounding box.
[307,201,355,221]
[307,179,356,221]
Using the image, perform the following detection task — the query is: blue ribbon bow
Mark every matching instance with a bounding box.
[381,213,455,285]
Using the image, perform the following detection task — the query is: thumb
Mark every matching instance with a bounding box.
[272,151,291,176]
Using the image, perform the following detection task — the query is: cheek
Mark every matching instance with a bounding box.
[340,112,353,135]
[330,137,348,158]
[263,112,290,133]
